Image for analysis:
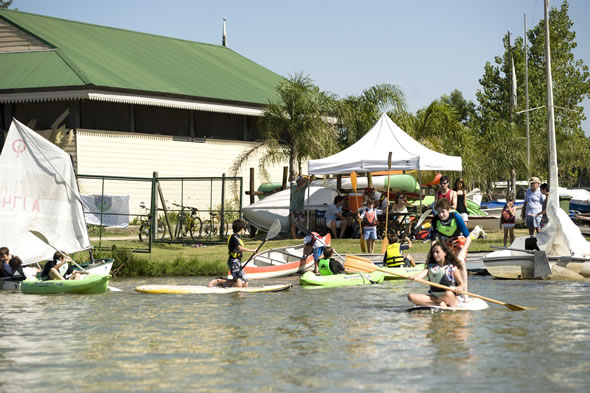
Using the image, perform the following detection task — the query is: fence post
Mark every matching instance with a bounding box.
[249,167,255,205]
[150,172,158,251]
[220,173,226,238]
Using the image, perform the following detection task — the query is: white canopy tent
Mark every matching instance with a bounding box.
[308,113,462,174]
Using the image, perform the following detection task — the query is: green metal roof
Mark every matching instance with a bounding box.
[0,9,282,105]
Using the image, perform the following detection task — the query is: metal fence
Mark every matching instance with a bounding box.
[78,172,243,252]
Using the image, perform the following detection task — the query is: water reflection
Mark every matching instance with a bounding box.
[1,277,589,392]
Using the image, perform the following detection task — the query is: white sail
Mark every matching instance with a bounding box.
[0,119,91,264]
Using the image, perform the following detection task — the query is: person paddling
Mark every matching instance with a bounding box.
[407,242,465,308]
[208,220,256,288]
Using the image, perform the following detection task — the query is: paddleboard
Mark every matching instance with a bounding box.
[406,297,489,313]
[135,283,293,294]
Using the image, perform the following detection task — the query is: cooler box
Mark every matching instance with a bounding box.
[348,193,364,213]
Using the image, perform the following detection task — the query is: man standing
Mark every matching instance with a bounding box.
[522,177,545,236]
[289,176,309,239]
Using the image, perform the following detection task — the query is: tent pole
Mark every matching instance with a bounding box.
[418,163,423,219]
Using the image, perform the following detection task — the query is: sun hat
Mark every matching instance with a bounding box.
[529,176,541,184]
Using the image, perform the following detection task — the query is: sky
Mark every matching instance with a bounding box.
[9,0,590,134]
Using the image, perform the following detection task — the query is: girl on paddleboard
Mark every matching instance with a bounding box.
[407,242,465,308]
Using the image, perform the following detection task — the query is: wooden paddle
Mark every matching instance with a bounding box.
[241,219,281,269]
[381,152,393,253]
[350,171,367,253]
[28,230,122,291]
[344,254,532,311]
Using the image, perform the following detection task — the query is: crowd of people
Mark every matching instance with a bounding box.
[1,246,82,283]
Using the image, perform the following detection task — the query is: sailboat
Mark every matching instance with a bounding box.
[483,0,590,280]
[0,119,112,291]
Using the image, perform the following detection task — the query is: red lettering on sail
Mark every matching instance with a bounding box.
[12,139,26,158]
[0,195,41,212]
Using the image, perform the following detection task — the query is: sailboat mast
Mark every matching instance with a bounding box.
[524,14,531,177]
[544,0,558,204]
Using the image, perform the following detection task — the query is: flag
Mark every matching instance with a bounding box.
[511,57,518,108]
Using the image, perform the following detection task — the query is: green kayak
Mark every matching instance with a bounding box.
[21,274,111,295]
[381,264,425,280]
[300,271,385,287]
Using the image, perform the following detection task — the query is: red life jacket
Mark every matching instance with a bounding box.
[362,210,378,227]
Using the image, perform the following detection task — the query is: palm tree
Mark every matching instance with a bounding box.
[231,73,338,181]
[336,84,406,147]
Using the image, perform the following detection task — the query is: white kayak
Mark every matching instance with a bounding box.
[406,297,489,313]
[135,284,293,294]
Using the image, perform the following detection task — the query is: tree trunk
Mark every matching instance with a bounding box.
[289,145,298,181]
[510,169,517,197]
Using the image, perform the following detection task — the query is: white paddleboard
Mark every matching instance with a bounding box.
[406,297,489,313]
[135,283,293,294]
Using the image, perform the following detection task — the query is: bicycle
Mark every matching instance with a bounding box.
[138,202,166,242]
[172,203,203,240]
[202,211,229,239]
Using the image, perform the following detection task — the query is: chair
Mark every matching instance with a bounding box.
[314,209,328,234]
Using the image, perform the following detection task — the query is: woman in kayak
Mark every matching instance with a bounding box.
[430,198,471,295]
[407,242,465,308]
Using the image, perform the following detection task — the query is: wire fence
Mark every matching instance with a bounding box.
[78,172,243,252]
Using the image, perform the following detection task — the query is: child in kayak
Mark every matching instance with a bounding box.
[317,247,345,276]
[208,220,257,288]
[383,234,416,268]
[407,242,465,308]
[40,252,83,281]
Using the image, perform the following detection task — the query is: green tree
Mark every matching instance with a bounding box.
[336,84,406,147]
[231,73,338,182]
[476,0,590,187]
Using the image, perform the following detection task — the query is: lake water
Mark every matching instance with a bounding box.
[1,274,589,393]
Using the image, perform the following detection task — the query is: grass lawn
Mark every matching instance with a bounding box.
[90,228,531,277]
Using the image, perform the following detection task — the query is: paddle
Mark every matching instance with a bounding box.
[351,171,367,253]
[344,254,532,311]
[29,230,122,292]
[381,152,393,253]
[294,221,378,284]
[241,219,282,269]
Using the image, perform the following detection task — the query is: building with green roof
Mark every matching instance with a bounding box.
[0,9,292,218]
[0,8,283,139]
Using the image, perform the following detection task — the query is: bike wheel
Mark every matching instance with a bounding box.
[157,221,166,239]
[139,223,149,242]
[189,217,203,240]
[202,220,213,238]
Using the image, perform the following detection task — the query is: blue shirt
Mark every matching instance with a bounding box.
[525,189,545,216]
[325,204,342,222]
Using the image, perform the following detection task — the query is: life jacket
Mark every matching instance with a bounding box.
[436,215,459,239]
[318,258,344,276]
[384,243,405,267]
[227,234,243,259]
[427,264,455,295]
[318,258,334,276]
[362,209,378,227]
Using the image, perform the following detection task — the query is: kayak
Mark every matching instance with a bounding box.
[228,235,331,280]
[380,264,426,280]
[135,283,293,294]
[21,274,111,295]
[300,271,384,287]
[406,297,489,313]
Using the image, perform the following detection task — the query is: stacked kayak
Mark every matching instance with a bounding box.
[21,274,111,294]
[300,271,384,287]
